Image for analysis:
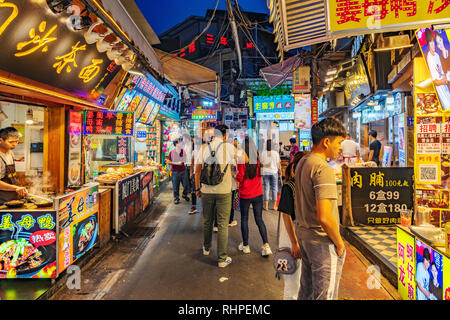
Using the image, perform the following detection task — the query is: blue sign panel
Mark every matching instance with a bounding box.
[253,95,295,113]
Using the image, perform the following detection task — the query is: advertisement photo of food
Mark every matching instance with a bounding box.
[416,93,440,115]
[72,215,98,260]
[0,236,56,278]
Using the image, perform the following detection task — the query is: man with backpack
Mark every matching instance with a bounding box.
[194,124,237,268]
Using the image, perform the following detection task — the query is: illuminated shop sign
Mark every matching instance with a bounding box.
[0,0,120,100]
[253,95,295,113]
[83,111,134,136]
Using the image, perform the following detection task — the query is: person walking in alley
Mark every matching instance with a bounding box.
[195,125,236,268]
[368,130,382,166]
[236,136,272,257]
[188,135,202,215]
[213,137,239,231]
[277,151,307,300]
[295,117,347,300]
[341,135,360,165]
[167,138,189,205]
[289,137,300,162]
[261,139,282,211]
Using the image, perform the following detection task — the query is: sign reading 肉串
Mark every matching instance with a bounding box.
[328,0,450,35]
[350,167,414,225]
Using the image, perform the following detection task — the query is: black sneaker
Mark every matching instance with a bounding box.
[189,207,198,215]
[183,195,190,202]
[174,199,180,204]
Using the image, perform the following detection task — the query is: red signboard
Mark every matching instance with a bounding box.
[83,111,134,136]
[311,98,318,125]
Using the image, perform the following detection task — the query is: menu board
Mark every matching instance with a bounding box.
[0,211,57,278]
[57,185,99,274]
[83,111,134,136]
[117,174,141,232]
[350,167,414,225]
[294,94,312,130]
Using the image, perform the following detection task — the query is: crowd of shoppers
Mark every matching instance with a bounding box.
[167,117,348,299]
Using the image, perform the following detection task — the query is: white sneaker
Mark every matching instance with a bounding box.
[261,245,272,257]
[229,220,238,227]
[202,245,210,256]
[238,242,251,254]
[213,226,218,232]
[218,256,232,268]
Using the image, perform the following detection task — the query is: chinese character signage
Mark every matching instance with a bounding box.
[57,185,99,274]
[350,167,414,225]
[0,211,57,278]
[397,227,416,300]
[117,174,141,232]
[328,1,450,36]
[83,111,134,136]
[0,1,119,100]
[292,66,311,93]
[131,75,168,105]
[311,98,319,125]
[253,95,295,113]
[256,112,294,121]
[294,94,312,130]
[190,108,217,120]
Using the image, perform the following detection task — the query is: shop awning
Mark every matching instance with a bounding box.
[154,49,219,99]
[96,0,164,76]
[269,0,330,58]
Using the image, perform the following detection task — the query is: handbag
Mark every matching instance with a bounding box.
[273,176,298,280]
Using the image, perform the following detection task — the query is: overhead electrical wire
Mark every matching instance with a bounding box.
[169,0,221,55]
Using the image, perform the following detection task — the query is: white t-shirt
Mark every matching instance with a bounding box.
[427,50,450,110]
[196,138,236,194]
[260,150,280,175]
[341,139,359,164]
[416,262,430,300]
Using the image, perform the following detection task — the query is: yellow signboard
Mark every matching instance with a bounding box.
[397,227,416,300]
[328,0,450,34]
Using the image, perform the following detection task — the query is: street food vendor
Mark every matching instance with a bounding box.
[0,127,27,202]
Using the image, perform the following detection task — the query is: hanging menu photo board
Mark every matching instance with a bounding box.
[349,167,414,225]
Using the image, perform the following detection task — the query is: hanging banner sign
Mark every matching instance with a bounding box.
[328,0,450,35]
[294,94,312,130]
[311,98,319,125]
[292,66,311,93]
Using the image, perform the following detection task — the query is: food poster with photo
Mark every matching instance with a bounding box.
[57,186,99,274]
[416,28,450,112]
[0,211,57,278]
[67,111,83,186]
[117,174,141,232]
[141,171,154,212]
[397,227,416,300]
[294,94,312,130]
[414,57,450,220]
[416,239,444,300]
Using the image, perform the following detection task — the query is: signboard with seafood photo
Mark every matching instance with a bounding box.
[56,184,99,274]
[116,173,141,233]
[0,211,57,278]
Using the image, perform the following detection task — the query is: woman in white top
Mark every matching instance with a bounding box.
[260,139,281,211]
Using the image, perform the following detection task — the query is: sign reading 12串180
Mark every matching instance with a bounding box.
[350,167,414,225]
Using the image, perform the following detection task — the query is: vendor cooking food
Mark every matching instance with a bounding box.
[0,127,27,202]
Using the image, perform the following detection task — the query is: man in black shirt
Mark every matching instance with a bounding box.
[368,130,382,166]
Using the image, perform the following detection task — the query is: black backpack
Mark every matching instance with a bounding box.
[200,142,229,186]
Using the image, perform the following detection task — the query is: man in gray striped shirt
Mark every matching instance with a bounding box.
[294,117,347,300]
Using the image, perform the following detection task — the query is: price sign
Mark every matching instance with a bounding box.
[350,167,414,225]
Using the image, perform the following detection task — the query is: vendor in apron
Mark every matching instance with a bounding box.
[0,127,27,203]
